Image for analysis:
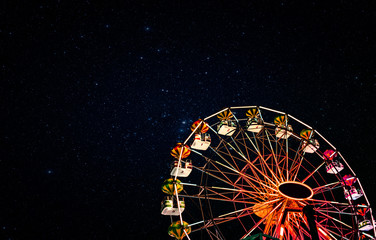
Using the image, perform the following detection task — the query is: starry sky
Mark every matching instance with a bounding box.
[2,1,376,239]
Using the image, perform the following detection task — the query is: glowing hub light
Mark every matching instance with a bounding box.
[280,226,284,238]
[278,181,313,200]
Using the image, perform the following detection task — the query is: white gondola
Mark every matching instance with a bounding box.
[217,120,236,136]
[170,160,192,177]
[161,196,185,216]
[344,186,363,201]
[326,160,344,174]
[275,125,293,139]
[302,139,320,153]
[246,118,263,133]
[358,219,374,231]
[191,133,211,150]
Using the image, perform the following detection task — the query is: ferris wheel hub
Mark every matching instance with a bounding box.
[278,181,313,200]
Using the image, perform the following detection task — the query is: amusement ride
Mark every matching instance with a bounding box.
[160,106,375,240]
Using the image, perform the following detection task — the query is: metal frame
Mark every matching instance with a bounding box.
[164,106,375,240]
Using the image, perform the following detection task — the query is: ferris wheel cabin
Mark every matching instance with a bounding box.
[302,139,320,153]
[161,196,185,216]
[326,160,344,174]
[344,186,363,201]
[358,219,374,231]
[170,159,192,177]
[217,120,237,136]
[191,133,211,150]
[246,118,264,133]
[275,125,293,139]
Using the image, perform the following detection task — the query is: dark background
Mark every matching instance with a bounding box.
[1,1,375,239]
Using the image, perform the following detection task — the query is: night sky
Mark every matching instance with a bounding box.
[2,1,376,239]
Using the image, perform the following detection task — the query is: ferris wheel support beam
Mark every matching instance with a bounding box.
[272,200,289,238]
[303,205,319,240]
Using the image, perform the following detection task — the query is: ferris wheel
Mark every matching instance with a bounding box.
[160,106,375,240]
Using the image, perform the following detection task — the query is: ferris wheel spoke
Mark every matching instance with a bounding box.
[316,210,353,229]
[230,135,249,162]
[287,213,310,239]
[190,198,286,235]
[193,163,279,200]
[180,193,261,205]
[301,162,326,184]
[305,198,351,208]
[241,201,284,239]
[198,155,279,195]
[291,154,306,182]
[201,150,256,187]
[311,201,356,216]
[232,160,277,198]
[287,141,306,182]
[242,132,283,186]
[240,132,283,187]
[237,129,260,158]
[271,200,289,238]
[316,209,355,216]
[204,160,239,185]
[283,221,300,239]
[263,128,284,182]
[190,204,270,233]
[284,131,290,181]
[205,184,278,200]
[316,221,351,240]
[215,147,279,190]
[191,216,241,233]
[211,146,242,172]
[311,181,342,195]
[192,150,238,182]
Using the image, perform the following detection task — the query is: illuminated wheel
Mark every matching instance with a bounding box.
[161,106,375,240]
